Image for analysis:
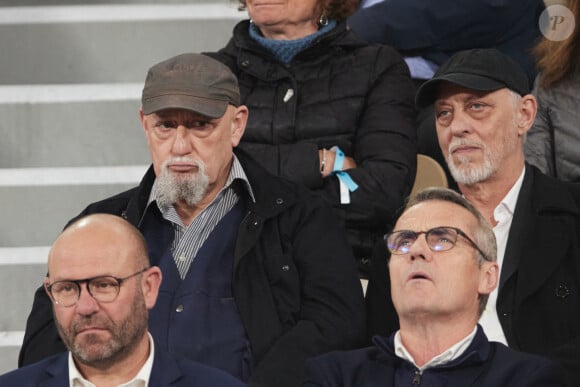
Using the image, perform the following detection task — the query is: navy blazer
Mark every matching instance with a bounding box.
[0,341,246,386]
[304,326,567,387]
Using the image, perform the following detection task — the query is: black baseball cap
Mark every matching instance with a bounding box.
[142,53,240,118]
[415,48,530,108]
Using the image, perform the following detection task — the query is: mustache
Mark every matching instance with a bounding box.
[448,138,485,154]
[71,316,112,335]
[161,156,203,169]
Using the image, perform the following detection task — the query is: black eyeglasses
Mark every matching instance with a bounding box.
[46,267,149,307]
[385,226,489,261]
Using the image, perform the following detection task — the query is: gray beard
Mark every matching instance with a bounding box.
[446,138,498,186]
[447,153,495,185]
[154,158,209,208]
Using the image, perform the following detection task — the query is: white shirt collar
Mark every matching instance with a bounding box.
[69,332,155,387]
[493,167,525,225]
[393,326,478,371]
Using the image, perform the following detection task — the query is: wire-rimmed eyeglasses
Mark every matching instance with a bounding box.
[385,226,489,261]
[46,267,149,307]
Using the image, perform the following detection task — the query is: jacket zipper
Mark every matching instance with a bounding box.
[412,369,422,385]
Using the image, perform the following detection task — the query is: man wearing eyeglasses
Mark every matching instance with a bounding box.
[0,214,245,386]
[304,187,566,386]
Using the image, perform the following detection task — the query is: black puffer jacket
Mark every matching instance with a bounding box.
[207,20,417,263]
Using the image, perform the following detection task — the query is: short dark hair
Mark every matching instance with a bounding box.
[237,0,360,21]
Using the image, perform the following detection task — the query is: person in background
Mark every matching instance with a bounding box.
[348,0,545,188]
[19,53,365,387]
[413,48,580,386]
[304,188,567,387]
[0,214,245,386]
[206,0,417,277]
[525,0,580,182]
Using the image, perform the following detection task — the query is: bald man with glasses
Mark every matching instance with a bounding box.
[0,214,244,387]
[304,187,566,387]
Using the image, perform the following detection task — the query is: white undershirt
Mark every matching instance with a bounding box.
[478,168,525,345]
[394,326,477,371]
[69,333,155,387]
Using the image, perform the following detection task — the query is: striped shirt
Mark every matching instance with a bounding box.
[145,155,254,278]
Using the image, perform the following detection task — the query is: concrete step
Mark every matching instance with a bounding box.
[0,167,145,246]
[0,4,245,84]
[0,347,20,375]
[0,259,47,332]
[0,84,148,168]
[0,248,49,374]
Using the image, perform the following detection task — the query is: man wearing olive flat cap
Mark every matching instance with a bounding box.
[19,53,366,387]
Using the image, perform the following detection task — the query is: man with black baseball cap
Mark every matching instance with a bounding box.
[415,48,580,386]
[415,48,530,108]
[19,53,366,387]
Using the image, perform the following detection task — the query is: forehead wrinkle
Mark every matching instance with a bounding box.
[396,201,478,235]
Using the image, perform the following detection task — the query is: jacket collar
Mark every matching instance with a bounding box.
[123,164,155,226]
[504,164,580,303]
[229,19,365,74]
[39,354,68,387]
[370,325,492,384]
[526,164,580,216]
[148,343,187,385]
[38,345,184,386]
[123,148,299,227]
[373,324,490,371]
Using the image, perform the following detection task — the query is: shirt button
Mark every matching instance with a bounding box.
[176,305,184,313]
[179,256,187,262]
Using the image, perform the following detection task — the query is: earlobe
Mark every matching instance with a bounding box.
[43,279,52,299]
[231,106,248,147]
[139,108,149,134]
[479,262,499,295]
[517,95,537,135]
[142,267,162,309]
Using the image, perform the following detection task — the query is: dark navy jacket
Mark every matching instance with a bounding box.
[304,325,568,386]
[1,340,245,387]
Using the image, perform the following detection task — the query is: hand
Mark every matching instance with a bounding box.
[319,149,357,178]
[342,155,357,170]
